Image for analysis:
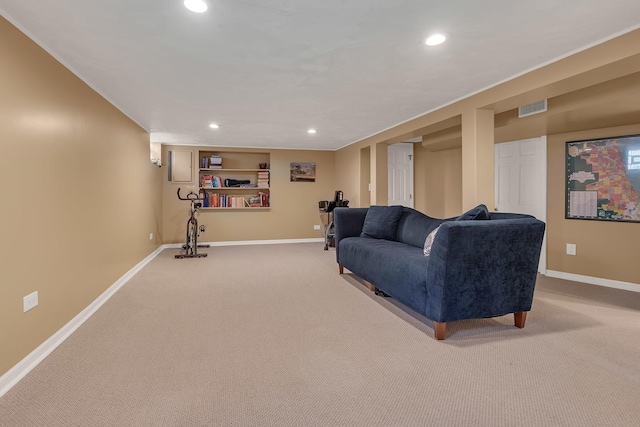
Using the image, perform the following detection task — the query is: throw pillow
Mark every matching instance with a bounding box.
[455,204,490,221]
[423,225,440,256]
[361,205,403,240]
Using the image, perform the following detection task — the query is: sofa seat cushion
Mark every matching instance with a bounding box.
[360,205,403,240]
[339,237,429,314]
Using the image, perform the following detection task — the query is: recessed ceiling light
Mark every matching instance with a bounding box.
[209,123,219,129]
[307,129,317,134]
[425,33,447,46]
[184,0,208,13]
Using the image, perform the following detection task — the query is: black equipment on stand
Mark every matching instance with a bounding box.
[319,190,349,250]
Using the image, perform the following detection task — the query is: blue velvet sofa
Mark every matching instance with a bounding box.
[334,205,545,340]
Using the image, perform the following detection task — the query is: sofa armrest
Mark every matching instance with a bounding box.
[334,207,368,262]
[424,218,545,323]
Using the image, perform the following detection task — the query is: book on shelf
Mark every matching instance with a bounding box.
[257,171,269,186]
[259,191,269,207]
[257,171,269,188]
[201,155,222,169]
[207,193,252,208]
[201,174,213,188]
[248,195,262,207]
[209,193,221,207]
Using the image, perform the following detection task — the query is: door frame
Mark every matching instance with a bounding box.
[388,142,414,208]
[494,136,547,274]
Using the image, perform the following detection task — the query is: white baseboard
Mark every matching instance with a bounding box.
[0,246,165,398]
[164,238,325,248]
[545,270,640,293]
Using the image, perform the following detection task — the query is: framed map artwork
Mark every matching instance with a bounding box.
[566,134,640,222]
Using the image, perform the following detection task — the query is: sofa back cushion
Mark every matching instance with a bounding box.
[395,207,443,248]
[455,204,490,221]
[361,205,404,240]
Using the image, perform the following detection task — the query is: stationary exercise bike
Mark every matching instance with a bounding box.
[175,188,209,259]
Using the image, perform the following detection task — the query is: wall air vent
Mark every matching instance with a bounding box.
[518,99,547,118]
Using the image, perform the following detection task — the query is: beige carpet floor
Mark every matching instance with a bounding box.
[1,243,639,426]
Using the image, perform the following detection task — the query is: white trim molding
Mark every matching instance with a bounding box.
[164,238,325,248]
[545,270,640,293]
[0,246,165,398]
[210,238,325,246]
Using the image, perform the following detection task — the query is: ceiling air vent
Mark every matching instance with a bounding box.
[518,99,547,118]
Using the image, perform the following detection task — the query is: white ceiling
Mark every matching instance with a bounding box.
[2,0,640,150]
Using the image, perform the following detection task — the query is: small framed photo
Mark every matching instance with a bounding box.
[290,162,316,182]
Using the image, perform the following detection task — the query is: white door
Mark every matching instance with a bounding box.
[388,143,414,207]
[495,137,547,274]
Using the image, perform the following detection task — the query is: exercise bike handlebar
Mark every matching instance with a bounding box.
[176,187,205,201]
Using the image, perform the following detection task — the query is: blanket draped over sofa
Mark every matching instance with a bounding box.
[334,205,545,340]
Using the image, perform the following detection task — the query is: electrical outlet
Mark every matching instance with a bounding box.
[23,291,38,312]
[566,243,577,256]
[313,225,321,230]
[149,233,154,241]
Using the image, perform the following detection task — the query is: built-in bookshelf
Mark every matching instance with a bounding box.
[198,151,270,210]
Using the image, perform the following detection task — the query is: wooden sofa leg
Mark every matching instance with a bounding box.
[363,280,377,292]
[514,312,527,329]
[338,264,344,274]
[434,322,446,340]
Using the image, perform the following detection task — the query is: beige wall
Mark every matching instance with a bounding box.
[547,124,640,285]
[335,29,640,289]
[0,17,162,376]
[414,146,463,218]
[335,143,363,207]
[162,146,335,243]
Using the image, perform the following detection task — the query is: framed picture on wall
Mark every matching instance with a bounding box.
[565,134,640,222]
[290,162,316,182]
